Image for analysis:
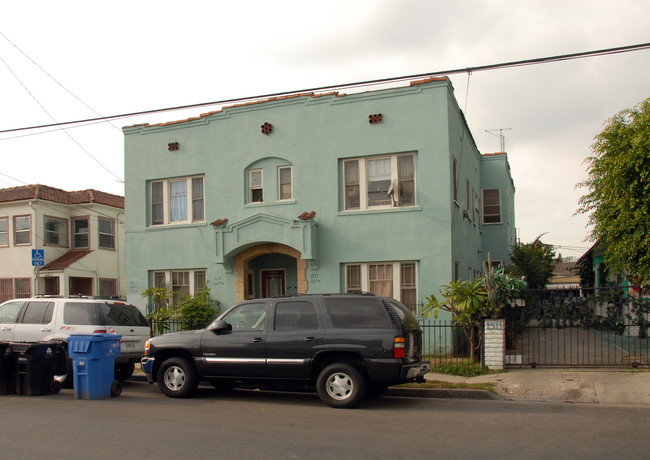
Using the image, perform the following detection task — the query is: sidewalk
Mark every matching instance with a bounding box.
[422,368,650,405]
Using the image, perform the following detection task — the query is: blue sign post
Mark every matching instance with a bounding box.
[32,249,44,267]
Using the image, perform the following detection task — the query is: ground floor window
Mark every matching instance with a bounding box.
[44,277,60,295]
[0,278,32,302]
[99,278,118,297]
[344,261,418,313]
[151,269,207,305]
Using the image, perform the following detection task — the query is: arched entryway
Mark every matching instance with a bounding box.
[234,243,308,301]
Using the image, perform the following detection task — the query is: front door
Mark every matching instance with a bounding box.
[261,270,285,298]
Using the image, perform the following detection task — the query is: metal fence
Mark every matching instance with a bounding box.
[506,287,650,368]
[149,318,211,336]
[419,320,483,370]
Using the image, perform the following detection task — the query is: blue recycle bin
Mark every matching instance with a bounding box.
[67,334,121,400]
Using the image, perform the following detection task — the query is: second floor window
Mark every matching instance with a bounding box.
[249,169,263,203]
[150,176,205,226]
[482,188,501,224]
[44,216,68,247]
[73,217,89,248]
[0,217,8,247]
[343,153,416,211]
[98,218,115,249]
[278,166,292,200]
[14,215,31,245]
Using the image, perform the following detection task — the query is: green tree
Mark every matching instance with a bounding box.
[174,287,221,330]
[141,286,175,335]
[508,236,557,289]
[577,97,650,285]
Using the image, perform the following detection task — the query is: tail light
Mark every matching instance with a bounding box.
[92,329,107,334]
[394,337,406,359]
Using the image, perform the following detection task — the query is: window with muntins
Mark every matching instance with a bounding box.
[44,216,68,247]
[343,153,416,210]
[152,269,207,305]
[150,176,205,226]
[344,261,418,313]
[482,188,501,224]
[0,217,8,247]
[14,215,31,245]
[72,217,89,248]
[249,169,263,203]
[278,166,292,200]
[98,218,115,249]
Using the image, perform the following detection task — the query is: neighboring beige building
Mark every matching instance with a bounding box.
[0,185,125,301]
[548,259,580,289]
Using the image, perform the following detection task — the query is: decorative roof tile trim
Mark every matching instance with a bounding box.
[41,249,93,271]
[410,76,449,86]
[0,185,124,208]
[126,77,449,130]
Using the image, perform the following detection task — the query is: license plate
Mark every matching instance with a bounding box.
[123,342,136,350]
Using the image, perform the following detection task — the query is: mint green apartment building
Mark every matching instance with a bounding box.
[123,77,516,315]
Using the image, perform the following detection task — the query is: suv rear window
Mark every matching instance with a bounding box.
[324,297,392,328]
[64,302,100,325]
[102,302,149,327]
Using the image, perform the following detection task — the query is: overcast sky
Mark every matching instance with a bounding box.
[1,0,649,258]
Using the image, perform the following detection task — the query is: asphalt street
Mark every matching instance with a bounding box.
[1,378,648,459]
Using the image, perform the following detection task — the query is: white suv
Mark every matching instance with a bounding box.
[0,296,150,386]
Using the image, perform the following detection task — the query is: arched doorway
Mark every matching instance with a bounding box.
[234,243,308,301]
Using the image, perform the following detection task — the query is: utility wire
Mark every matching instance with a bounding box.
[0,30,122,133]
[0,52,123,182]
[1,42,649,135]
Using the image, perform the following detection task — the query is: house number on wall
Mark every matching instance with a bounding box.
[213,276,225,286]
[310,273,320,284]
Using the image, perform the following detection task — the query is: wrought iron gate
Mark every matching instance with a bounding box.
[506,287,650,368]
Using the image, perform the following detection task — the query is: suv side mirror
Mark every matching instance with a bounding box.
[209,319,232,334]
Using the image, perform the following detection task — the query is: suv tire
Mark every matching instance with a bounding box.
[316,363,367,408]
[157,357,199,398]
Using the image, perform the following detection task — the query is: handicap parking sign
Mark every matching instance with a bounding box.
[32,249,45,266]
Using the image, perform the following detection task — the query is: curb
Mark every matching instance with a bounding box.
[385,387,498,400]
[129,374,497,400]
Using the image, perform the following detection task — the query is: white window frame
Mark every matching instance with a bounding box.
[482,188,502,224]
[44,216,68,247]
[72,216,90,249]
[0,217,9,247]
[13,215,31,246]
[249,169,263,203]
[150,176,205,226]
[344,261,418,311]
[151,269,207,305]
[343,152,416,211]
[98,217,115,249]
[278,166,293,201]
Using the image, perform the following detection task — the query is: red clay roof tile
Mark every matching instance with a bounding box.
[0,185,124,209]
[41,249,93,271]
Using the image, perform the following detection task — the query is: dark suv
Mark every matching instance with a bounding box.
[141,294,429,408]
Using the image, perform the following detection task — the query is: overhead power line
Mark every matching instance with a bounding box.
[1,42,649,135]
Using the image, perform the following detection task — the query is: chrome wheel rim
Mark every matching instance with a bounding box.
[164,366,186,391]
[325,372,353,400]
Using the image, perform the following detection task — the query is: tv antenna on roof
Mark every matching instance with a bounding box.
[485,128,511,152]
